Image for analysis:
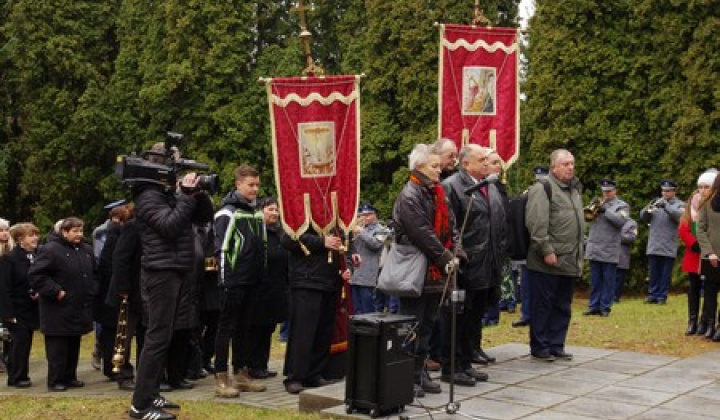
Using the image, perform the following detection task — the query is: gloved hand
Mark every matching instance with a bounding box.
[655,201,666,209]
[444,257,460,274]
[691,242,701,253]
[597,206,606,213]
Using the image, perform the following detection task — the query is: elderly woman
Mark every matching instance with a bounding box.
[0,223,40,387]
[29,217,97,392]
[393,143,458,397]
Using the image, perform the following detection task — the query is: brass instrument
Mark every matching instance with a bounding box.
[583,197,607,222]
[645,197,666,214]
[111,296,129,374]
[204,256,218,272]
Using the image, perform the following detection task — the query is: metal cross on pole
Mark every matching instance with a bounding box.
[291,0,324,76]
[473,0,492,26]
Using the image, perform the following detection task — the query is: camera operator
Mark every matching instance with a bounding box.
[128,143,214,420]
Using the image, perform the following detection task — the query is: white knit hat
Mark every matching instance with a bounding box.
[697,168,718,187]
[0,218,9,229]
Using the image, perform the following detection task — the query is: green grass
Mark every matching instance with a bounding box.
[2,293,716,419]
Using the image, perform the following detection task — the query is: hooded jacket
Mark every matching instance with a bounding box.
[214,190,265,288]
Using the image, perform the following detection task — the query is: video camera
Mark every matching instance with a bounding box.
[115,132,219,193]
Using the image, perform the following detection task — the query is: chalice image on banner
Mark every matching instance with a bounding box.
[298,121,337,177]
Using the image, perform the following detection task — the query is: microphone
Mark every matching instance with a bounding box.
[463,173,499,195]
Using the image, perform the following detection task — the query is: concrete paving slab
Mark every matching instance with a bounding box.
[659,394,720,417]
[483,386,575,408]
[590,384,676,407]
[483,343,532,362]
[484,367,541,385]
[547,366,632,385]
[516,376,606,397]
[452,381,507,397]
[495,358,570,375]
[686,382,720,401]
[522,411,605,420]
[563,346,617,360]
[577,359,656,376]
[639,365,719,382]
[631,406,718,420]
[618,375,708,394]
[458,397,542,420]
[603,351,677,367]
[552,396,648,420]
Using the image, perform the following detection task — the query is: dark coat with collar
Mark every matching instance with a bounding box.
[392,170,456,294]
[28,235,98,336]
[0,246,40,329]
[443,169,508,290]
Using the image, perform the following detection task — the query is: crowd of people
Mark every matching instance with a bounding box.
[0,140,717,419]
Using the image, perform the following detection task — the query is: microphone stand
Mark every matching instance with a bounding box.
[399,182,489,420]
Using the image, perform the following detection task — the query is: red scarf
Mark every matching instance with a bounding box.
[410,174,453,281]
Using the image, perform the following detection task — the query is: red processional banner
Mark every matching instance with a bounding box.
[265,75,361,239]
[439,24,520,165]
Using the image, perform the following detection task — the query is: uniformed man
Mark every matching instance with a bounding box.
[583,179,630,317]
[640,179,685,304]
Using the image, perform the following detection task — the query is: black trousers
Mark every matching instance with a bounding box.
[167,328,192,385]
[528,269,574,355]
[284,288,338,385]
[44,335,81,387]
[214,286,254,373]
[441,288,489,373]
[6,322,34,385]
[132,269,184,410]
[701,261,720,327]
[247,323,276,370]
[687,272,702,320]
[199,309,219,368]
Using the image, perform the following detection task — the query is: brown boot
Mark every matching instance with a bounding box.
[215,372,239,398]
[234,368,266,392]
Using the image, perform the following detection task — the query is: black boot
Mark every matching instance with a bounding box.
[713,328,720,342]
[696,317,708,336]
[685,316,698,336]
[704,323,715,340]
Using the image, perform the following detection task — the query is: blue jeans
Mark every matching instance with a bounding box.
[351,285,375,315]
[589,260,617,312]
[615,268,628,302]
[648,255,675,301]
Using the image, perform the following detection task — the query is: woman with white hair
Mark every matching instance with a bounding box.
[392,143,458,397]
[0,218,13,256]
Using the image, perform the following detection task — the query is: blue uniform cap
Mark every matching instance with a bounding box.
[599,178,617,192]
[357,202,377,215]
[103,198,128,211]
[660,179,677,190]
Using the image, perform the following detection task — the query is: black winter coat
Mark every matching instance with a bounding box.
[198,225,220,312]
[392,170,456,293]
[96,221,122,327]
[214,191,264,288]
[282,227,343,293]
[443,170,508,290]
[107,219,143,318]
[132,184,214,271]
[0,246,39,329]
[252,223,289,324]
[28,235,97,336]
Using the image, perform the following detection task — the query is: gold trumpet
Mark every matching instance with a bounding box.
[111,296,129,374]
[583,197,607,222]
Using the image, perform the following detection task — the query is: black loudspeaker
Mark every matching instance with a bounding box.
[345,313,416,418]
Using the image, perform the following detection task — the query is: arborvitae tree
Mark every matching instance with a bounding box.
[1,0,119,228]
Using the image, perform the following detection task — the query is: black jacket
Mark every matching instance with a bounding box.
[282,227,343,293]
[252,222,289,324]
[0,246,40,329]
[443,170,508,290]
[107,219,143,317]
[28,235,97,336]
[198,225,220,312]
[214,191,265,288]
[95,221,123,326]
[132,183,214,271]
[392,170,456,293]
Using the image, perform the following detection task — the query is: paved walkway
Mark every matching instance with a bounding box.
[3,343,720,419]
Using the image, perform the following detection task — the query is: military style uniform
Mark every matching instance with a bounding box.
[584,180,630,316]
[640,180,685,303]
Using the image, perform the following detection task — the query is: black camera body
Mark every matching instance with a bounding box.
[115,132,219,193]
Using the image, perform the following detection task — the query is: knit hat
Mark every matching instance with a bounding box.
[697,169,718,187]
[0,218,9,229]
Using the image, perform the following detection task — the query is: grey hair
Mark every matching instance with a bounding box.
[431,138,456,154]
[550,149,572,165]
[458,144,489,165]
[409,143,435,171]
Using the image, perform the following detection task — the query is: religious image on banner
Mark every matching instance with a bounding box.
[298,121,336,177]
[264,75,361,240]
[462,67,496,115]
[439,24,519,166]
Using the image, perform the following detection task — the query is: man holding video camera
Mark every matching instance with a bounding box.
[128,142,214,420]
